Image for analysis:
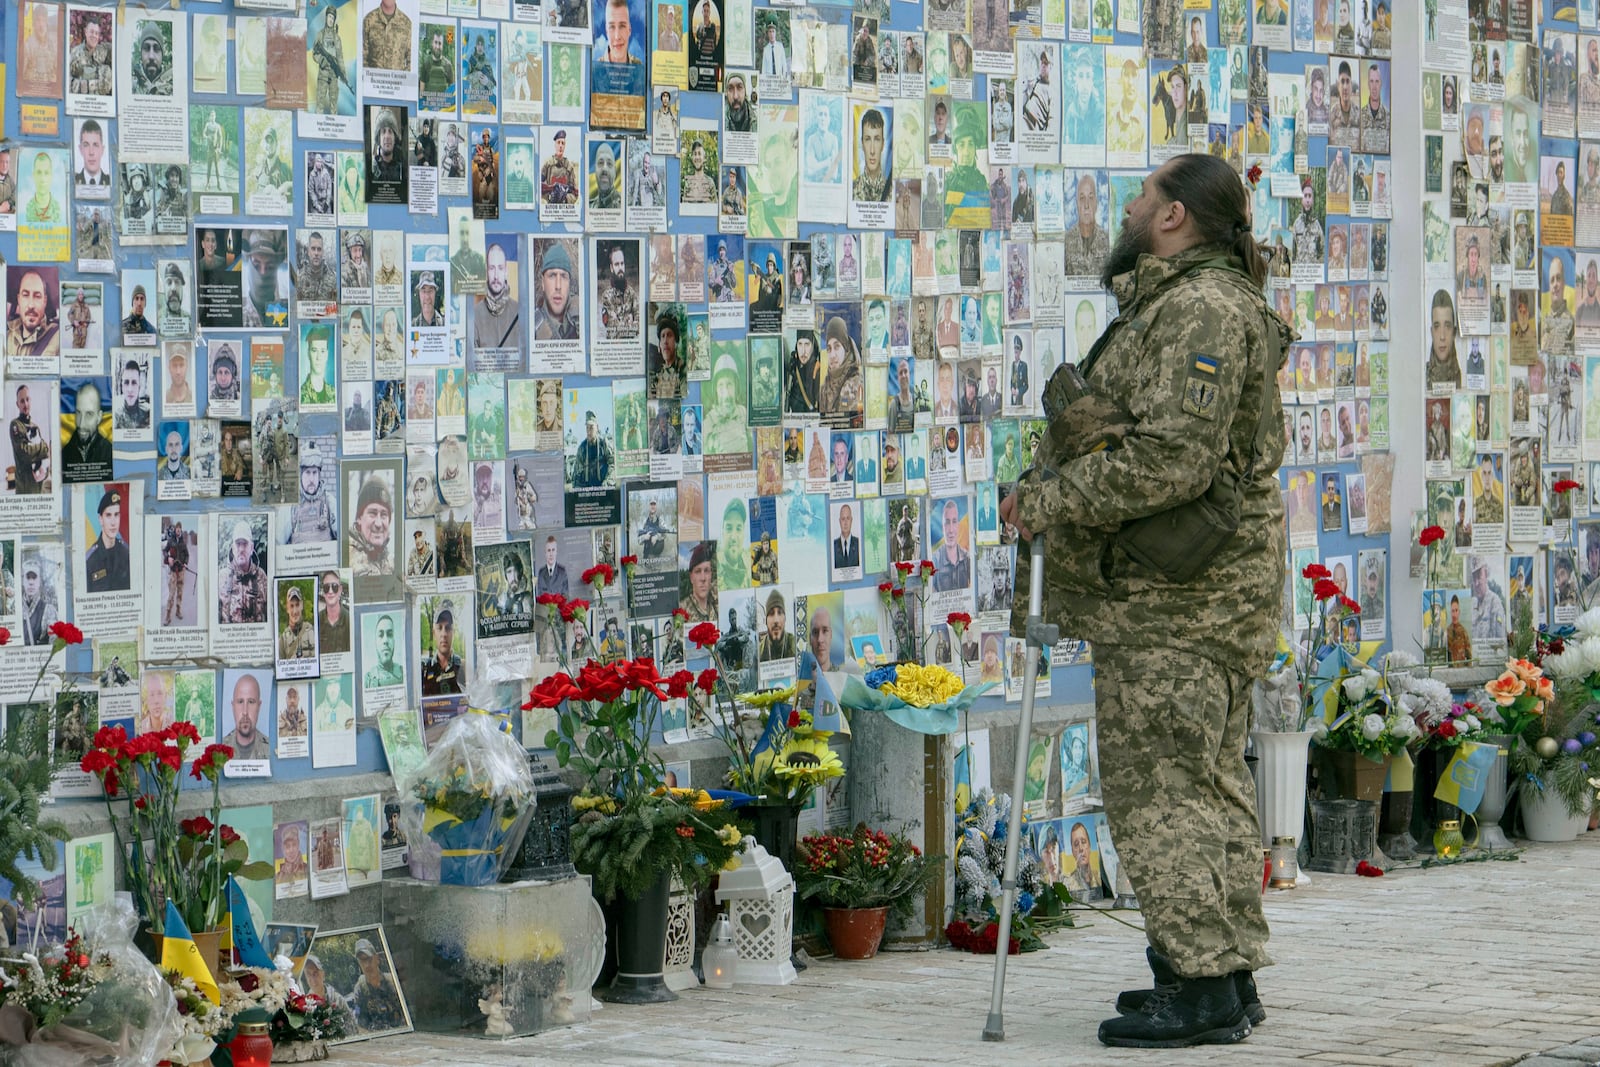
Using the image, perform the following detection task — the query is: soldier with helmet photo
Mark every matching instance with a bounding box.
[218,517,269,626]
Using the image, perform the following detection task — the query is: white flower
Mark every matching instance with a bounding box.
[1464,715,1482,732]
[1403,677,1453,724]
[1310,719,1329,741]
[1390,714,1421,741]
[1342,676,1370,702]
[1384,650,1421,671]
[1541,635,1600,681]
[1361,713,1387,740]
[1575,607,1600,638]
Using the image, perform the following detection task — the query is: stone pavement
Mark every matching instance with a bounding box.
[339,832,1600,1067]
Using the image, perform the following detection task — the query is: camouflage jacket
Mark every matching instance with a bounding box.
[1014,243,1292,674]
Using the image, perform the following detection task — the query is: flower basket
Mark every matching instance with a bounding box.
[423,802,528,887]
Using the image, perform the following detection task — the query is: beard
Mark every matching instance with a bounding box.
[610,270,627,291]
[1099,210,1153,289]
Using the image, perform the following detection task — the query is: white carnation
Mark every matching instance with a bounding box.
[1405,677,1453,724]
[1361,713,1387,740]
[1384,650,1421,671]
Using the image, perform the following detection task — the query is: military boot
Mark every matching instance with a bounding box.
[1117,949,1265,1026]
[1097,974,1253,1049]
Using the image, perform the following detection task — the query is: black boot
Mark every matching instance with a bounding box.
[1098,975,1252,1049]
[1114,947,1180,1015]
[1118,951,1266,1027]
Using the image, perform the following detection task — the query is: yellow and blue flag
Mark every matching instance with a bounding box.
[162,901,219,1005]
[228,875,274,969]
[1434,741,1498,813]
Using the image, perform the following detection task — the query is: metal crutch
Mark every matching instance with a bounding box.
[983,532,1057,1042]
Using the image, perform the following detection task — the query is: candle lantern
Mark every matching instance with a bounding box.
[701,912,738,990]
[1269,836,1298,888]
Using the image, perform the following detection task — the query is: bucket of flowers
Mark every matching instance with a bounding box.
[1310,661,1422,803]
[1503,631,1600,837]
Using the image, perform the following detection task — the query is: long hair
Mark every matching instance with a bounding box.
[1150,153,1270,288]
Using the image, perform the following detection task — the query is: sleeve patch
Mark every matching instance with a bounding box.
[1182,353,1221,419]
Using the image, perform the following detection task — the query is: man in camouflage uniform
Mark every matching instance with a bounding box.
[1064,173,1111,277]
[297,232,338,304]
[1002,154,1289,1049]
[540,130,580,204]
[312,7,349,114]
[572,411,613,487]
[286,445,335,544]
[420,602,464,696]
[818,315,864,420]
[450,216,486,292]
[1290,181,1323,264]
[683,140,717,203]
[474,241,522,351]
[343,231,371,290]
[1357,62,1389,154]
[590,143,623,210]
[349,476,395,577]
[219,520,268,625]
[600,244,639,339]
[70,17,113,96]
[278,586,317,661]
[1328,59,1360,148]
[133,21,174,96]
[512,464,539,530]
[67,289,93,350]
[363,0,413,71]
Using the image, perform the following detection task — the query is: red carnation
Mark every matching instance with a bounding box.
[526,673,582,709]
[696,668,720,695]
[1552,479,1582,495]
[1301,562,1331,580]
[893,561,915,575]
[671,607,689,621]
[169,721,202,747]
[1339,595,1361,614]
[688,621,721,648]
[1311,578,1341,601]
[581,563,616,588]
[559,598,590,623]
[0,627,8,646]
[1246,162,1263,187]
[919,559,936,577]
[575,662,627,703]
[891,587,905,599]
[536,592,566,608]
[620,554,639,567]
[1355,860,1384,877]
[665,669,695,699]
[48,621,84,645]
[877,581,894,595]
[1418,525,1447,547]
[947,611,972,633]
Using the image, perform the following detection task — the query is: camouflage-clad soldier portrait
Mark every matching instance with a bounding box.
[132,20,174,97]
[218,517,269,625]
[362,0,414,72]
[598,242,640,340]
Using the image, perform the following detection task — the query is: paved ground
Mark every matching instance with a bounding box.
[339,832,1600,1067]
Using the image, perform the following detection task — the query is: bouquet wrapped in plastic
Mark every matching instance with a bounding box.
[0,896,183,1066]
[397,713,537,886]
[825,664,997,735]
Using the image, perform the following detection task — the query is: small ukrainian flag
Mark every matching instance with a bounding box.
[162,901,219,1004]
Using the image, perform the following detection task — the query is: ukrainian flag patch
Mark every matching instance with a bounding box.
[1182,353,1221,420]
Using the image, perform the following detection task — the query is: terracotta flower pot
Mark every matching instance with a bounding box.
[1315,748,1392,803]
[823,907,889,960]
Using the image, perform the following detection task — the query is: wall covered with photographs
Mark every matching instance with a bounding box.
[0,0,1397,922]
[1413,0,1597,667]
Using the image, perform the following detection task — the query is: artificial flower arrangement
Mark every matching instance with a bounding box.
[0,928,115,1028]
[828,609,997,735]
[163,971,231,1065]
[946,789,1071,955]
[1312,656,1423,761]
[531,570,745,903]
[79,727,272,934]
[791,823,936,923]
[1503,618,1600,817]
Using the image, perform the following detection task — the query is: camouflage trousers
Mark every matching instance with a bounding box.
[1093,644,1272,978]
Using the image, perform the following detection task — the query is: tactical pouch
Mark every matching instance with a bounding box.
[1117,470,1242,583]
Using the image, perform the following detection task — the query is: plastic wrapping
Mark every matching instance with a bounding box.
[396,712,536,886]
[0,896,183,1067]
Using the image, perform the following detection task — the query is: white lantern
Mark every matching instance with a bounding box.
[663,873,698,991]
[701,912,738,989]
[713,836,797,985]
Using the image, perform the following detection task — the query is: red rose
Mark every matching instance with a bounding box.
[219,825,241,847]
[180,816,215,838]
[48,621,84,645]
[526,673,582,709]
[787,710,801,728]
[688,622,721,648]
[1247,162,1264,186]
[1311,578,1342,601]
[696,668,720,695]
[1418,525,1447,547]
[1436,720,1457,739]
[237,971,261,993]
[1301,562,1331,580]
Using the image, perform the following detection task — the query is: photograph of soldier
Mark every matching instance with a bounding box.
[365,105,409,204]
[253,407,296,501]
[295,231,339,307]
[472,128,500,216]
[6,267,61,360]
[284,444,337,546]
[80,487,130,594]
[541,129,581,204]
[471,235,522,354]
[362,0,416,73]
[153,422,189,486]
[218,516,270,626]
[7,382,54,496]
[599,241,643,342]
[276,580,320,666]
[209,342,242,408]
[315,930,411,1037]
[60,378,112,484]
[534,238,582,340]
[420,597,465,696]
[347,466,398,579]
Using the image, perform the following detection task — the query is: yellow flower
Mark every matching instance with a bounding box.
[721,855,743,872]
[716,824,743,846]
[738,685,800,710]
[881,663,965,707]
[773,736,844,785]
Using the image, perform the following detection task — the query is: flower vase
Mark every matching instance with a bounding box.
[1475,735,1514,850]
[271,1041,330,1063]
[1250,730,1314,847]
[823,906,889,960]
[596,869,678,1004]
[424,802,530,886]
[1376,788,1416,861]
[148,926,231,982]
[1519,782,1589,842]
[748,801,802,874]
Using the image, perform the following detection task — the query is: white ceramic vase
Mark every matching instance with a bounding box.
[1519,783,1589,842]
[1251,730,1316,847]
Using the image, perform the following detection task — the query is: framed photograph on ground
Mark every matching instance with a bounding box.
[309,924,413,1042]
